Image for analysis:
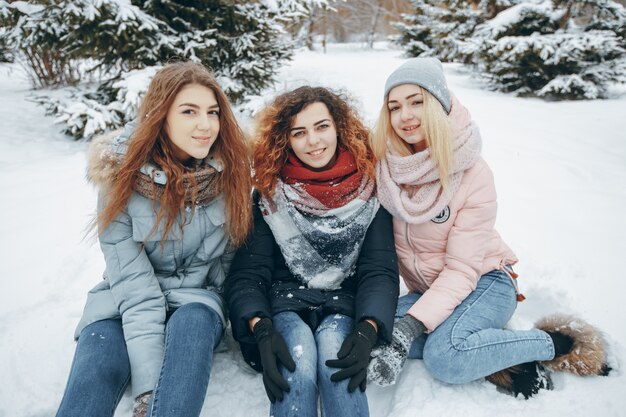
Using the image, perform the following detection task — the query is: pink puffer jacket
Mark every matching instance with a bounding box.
[394,157,517,332]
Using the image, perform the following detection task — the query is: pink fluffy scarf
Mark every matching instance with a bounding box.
[376,95,482,224]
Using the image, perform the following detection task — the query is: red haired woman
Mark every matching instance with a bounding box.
[55,61,252,417]
[226,86,399,417]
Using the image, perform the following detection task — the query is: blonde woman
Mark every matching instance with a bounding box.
[368,58,610,398]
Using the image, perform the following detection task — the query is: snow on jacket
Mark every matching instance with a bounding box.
[74,127,233,396]
[225,193,399,371]
[394,158,518,332]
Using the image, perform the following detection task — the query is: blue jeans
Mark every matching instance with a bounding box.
[56,302,223,417]
[55,318,130,417]
[271,311,369,417]
[399,269,555,384]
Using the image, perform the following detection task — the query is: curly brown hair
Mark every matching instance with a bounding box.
[253,86,374,199]
[98,61,252,247]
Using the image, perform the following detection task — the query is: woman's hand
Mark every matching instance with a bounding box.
[325,320,378,392]
[253,318,296,403]
[368,314,425,386]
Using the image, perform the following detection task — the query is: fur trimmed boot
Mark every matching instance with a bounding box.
[132,391,152,417]
[486,362,552,399]
[536,314,611,376]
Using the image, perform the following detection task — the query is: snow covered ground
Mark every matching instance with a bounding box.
[1,43,625,417]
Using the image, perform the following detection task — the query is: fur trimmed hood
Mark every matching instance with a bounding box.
[87,125,172,190]
[86,119,171,190]
[87,120,224,190]
[87,129,125,189]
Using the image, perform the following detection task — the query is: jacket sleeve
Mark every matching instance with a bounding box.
[205,241,235,293]
[354,206,400,344]
[408,163,497,332]
[220,244,236,277]
[97,193,166,397]
[225,198,275,345]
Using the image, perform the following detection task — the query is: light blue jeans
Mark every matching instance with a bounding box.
[271,311,369,417]
[400,269,555,383]
[56,302,223,417]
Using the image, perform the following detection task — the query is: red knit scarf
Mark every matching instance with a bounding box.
[280,148,365,209]
[260,147,379,289]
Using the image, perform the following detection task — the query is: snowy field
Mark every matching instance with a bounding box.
[1,43,625,417]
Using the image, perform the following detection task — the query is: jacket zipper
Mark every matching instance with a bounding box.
[405,223,428,289]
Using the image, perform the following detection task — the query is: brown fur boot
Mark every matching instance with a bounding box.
[536,314,610,376]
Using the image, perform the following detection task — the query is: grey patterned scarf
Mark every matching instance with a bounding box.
[260,177,379,290]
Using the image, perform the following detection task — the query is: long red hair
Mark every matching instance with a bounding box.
[98,61,252,247]
[253,86,374,199]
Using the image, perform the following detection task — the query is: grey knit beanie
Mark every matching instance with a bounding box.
[384,58,451,114]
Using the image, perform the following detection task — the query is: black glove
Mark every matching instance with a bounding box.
[253,318,296,403]
[325,320,377,392]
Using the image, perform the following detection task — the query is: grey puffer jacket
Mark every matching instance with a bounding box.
[75,127,232,396]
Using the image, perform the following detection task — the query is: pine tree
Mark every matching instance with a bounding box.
[1,1,79,86]
[394,0,503,61]
[478,0,523,18]
[465,0,626,99]
[393,1,440,57]
[134,0,293,101]
[0,0,164,86]
[267,0,334,50]
[0,39,11,62]
[62,0,164,73]
[0,2,13,62]
[1,0,296,138]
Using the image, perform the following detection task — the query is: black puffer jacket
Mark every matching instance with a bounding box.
[225,194,399,370]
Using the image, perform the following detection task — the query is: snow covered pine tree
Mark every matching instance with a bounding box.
[0,0,294,139]
[393,0,519,62]
[461,0,626,99]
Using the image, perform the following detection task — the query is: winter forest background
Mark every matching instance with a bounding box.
[2,0,626,139]
[1,1,626,416]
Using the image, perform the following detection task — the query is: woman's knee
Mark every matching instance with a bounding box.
[423,344,474,385]
[100,358,131,386]
[72,339,130,386]
[273,312,318,384]
[169,302,220,327]
[286,346,318,392]
[76,320,129,373]
[168,303,223,351]
[291,366,318,392]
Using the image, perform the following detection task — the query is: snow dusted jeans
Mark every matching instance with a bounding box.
[55,318,130,417]
[398,269,555,384]
[271,311,370,417]
[146,303,223,417]
[55,302,223,417]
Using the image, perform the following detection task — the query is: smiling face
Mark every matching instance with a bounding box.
[387,83,426,148]
[289,101,338,171]
[165,83,220,164]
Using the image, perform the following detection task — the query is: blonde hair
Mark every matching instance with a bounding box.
[371,86,453,191]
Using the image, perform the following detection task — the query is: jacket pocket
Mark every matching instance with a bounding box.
[132,216,181,242]
[132,216,180,272]
[195,200,228,262]
[196,233,228,263]
[205,198,226,227]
